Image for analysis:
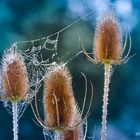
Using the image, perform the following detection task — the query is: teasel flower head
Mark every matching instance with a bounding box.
[94,10,122,63]
[81,9,132,65]
[43,63,80,130]
[1,47,29,102]
[31,63,93,139]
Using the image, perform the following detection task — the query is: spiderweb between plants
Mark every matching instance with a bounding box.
[3,9,95,121]
[3,33,60,119]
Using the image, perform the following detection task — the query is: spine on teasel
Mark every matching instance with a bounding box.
[94,10,122,64]
[43,64,81,131]
[1,48,29,102]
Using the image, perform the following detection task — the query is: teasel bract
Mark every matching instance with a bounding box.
[81,8,132,140]
[31,63,93,140]
[0,47,29,140]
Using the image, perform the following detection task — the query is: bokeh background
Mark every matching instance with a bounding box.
[0,0,140,140]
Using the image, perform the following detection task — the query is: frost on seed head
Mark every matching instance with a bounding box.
[94,10,122,63]
[43,63,81,130]
[0,47,29,102]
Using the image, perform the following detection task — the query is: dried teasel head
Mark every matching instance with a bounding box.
[43,64,80,130]
[31,64,93,139]
[1,48,29,102]
[81,9,132,65]
[94,10,122,64]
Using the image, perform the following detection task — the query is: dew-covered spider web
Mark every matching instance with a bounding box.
[2,9,95,120]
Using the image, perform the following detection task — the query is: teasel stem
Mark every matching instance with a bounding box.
[101,63,111,140]
[12,102,18,140]
[55,130,63,140]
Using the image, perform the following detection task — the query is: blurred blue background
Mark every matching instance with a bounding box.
[0,0,140,140]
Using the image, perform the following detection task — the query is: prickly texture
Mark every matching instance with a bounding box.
[1,48,29,102]
[101,64,111,140]
[43,64,79,130]
[94,10,122,63]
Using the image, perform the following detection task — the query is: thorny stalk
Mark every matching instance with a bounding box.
[12,102,18,140]
[101,64,111,140]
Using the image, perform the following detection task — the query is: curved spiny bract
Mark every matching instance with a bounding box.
[1,48,29,102]
[94,10,122,64]
[43,64,80,130]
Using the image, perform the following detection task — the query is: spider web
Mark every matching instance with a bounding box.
[2,9,95,119]
[14,33,59,84]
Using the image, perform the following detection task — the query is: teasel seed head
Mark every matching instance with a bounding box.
[43,64,80,130]
[1,48,29,102]
[94,10,122,64]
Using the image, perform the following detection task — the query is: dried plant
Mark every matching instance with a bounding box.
[31,63,93,140]
[0,47,29,140]
[81,9,132,140]
[44,64,78,129]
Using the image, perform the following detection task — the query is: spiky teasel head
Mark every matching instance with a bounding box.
[43,63,80,130]
[1,47,29,102]
[94,10,122,64]
[31,64,93,138]
[81,9,131,65]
